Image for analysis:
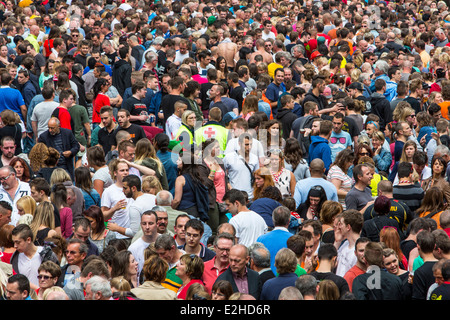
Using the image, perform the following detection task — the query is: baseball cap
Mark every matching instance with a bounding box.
[310,50,322,60]
[222,112,238,126]
[322,86,332,99]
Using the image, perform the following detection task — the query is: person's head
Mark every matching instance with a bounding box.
[417,230,436,255]
[184,219,204,249]
[11,223,35,253]
[223,189,247,215]
[108,159,129,182]
[431,155,447,177]
[0,200,12,228]
[111,250,138,282]
[228,244,250,275]
[118,140,136,162]
[174,214,190,242]
[353,163,374,187]
[374,195,391,216]
[176,253,204,280]
[142,255,169,284]
[140,210,158,238]
[10,157,30,182]
[363,241,384,268]
[316,279,340,300]
[122,174,141,199]
[211,280,233,300]
[154,233,179,264]
[309,159,325,177]
[0,165,17,191]
[272,206,291,228]
[37,261,62,290]
[304,185,327,214]
[319,200,343,227]
[275,248,298,275]
[6,274,30,300]
[83,205,105,236]
[85,275,112,300]
[72,217,92,243]
[336,209,364,237]
[65,238,88,267]
[213,232,235,266]
[295,275,318,300]
[0,136,16,160]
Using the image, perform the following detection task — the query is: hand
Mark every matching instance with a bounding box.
[107,222,119,232]
[420,134,427,147]
[62,151,72,158]
[431,132,440,141]
[374,146,381,156]
[113,199,127,211]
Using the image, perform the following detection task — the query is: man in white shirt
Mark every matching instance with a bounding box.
[0,166,31,226]
[223,133,259,200]
[128,210,159,279]
[223,189,267,247]
[225,118,265,167]
[101,159,131,240]
[108,174,156,240]
[334,209,364,277]
[165,100,187,140]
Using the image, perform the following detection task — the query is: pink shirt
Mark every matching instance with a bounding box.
[202,257,228,294]
[60,207,73,238]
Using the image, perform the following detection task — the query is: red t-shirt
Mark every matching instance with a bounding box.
[93,93,110,124]
[52,107,72,131]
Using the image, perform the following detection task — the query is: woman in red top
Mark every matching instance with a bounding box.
[43,26,61,58]
[0,225,15,264]
[176,254,205,300]
[92,78,111,127]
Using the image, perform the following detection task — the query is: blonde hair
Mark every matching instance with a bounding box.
[16,195,36,216]
[50,168,72,187]
[142,176,163,195]
[110,276,132,292]
[29,202,56,240]
[42,286,67,300]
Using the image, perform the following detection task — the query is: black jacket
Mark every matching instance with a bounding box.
[353,268,404,300]
[303,91,327,111]
[38,128,80,180]
[276,108,299,140]
[71,74,88,108]
[214,267,262,300]
[112,59,132,97]
[369,92,393,130]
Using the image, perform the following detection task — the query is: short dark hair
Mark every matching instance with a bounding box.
[29,177,50,196]
[123,174,141,192]
[317,243,338,261]
[184,218,204,235]
[7,274,30,297]
[222,189,246,206]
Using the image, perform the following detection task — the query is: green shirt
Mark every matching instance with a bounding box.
[68,104,90,146]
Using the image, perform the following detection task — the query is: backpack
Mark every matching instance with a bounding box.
[297,115,320,156]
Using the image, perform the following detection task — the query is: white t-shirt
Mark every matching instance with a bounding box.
[0,180,31,226]
[128,237,153,277]
[126,193,156,238]
[31,100,59,139]
[336,240,357,277]
[229,210,268,247]
[18,246,44,287]
[101,183,134,239]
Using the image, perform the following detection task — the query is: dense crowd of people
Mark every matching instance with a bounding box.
[1,0,450,302]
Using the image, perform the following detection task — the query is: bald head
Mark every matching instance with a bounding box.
[309,159,325,175]
[155,190,173,206]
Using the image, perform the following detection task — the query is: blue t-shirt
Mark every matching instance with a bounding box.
[266,82,285,114]
[0,87,25,121]
[329,130,352,162]
[82,189,101,210]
